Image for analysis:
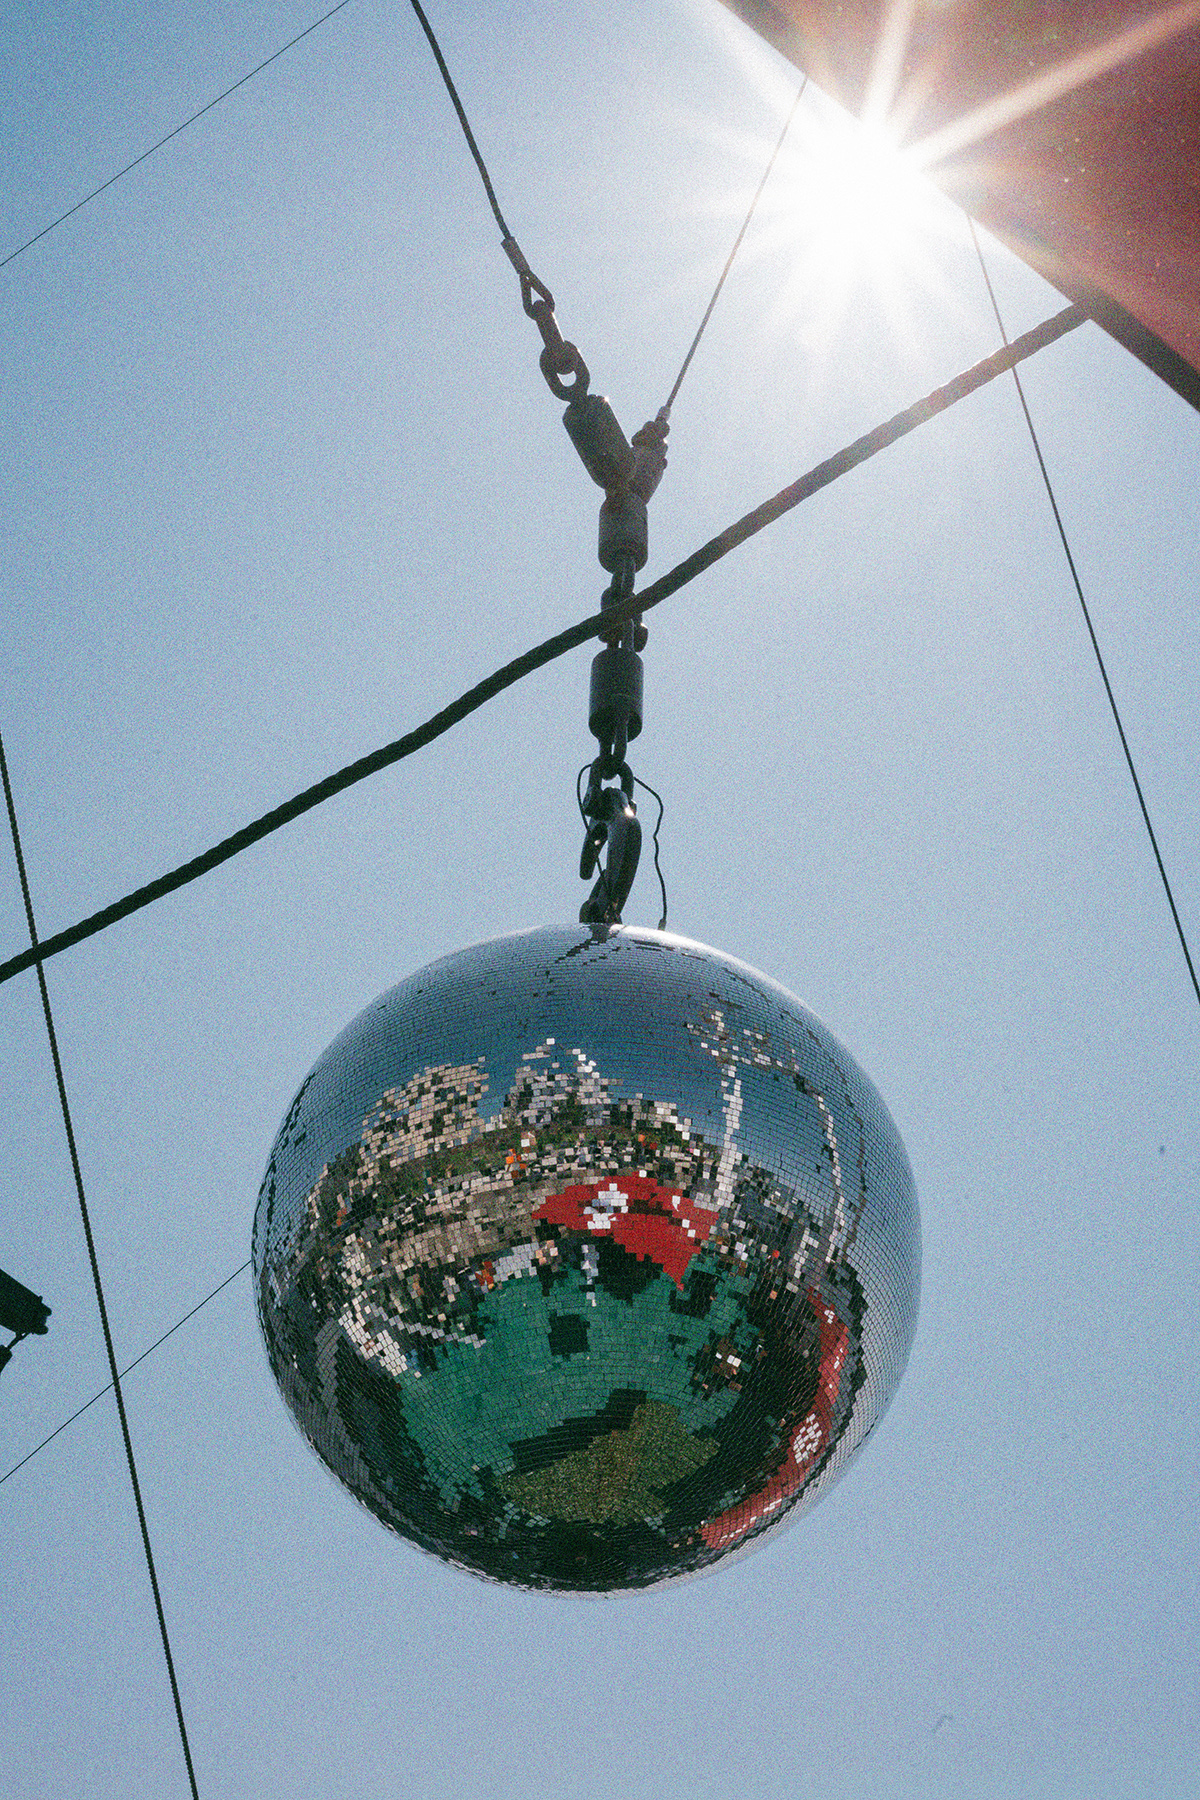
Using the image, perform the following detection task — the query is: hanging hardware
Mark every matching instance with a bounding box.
[588,567,644,768]
[577,557,647,924]
[578,759,641,925]
[564,395,632,490]
[509,284,667,927]
[502,236,591,401]
[500,220,669,953]
[499,236,670,507]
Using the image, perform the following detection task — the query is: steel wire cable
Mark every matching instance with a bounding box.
[969,224,1200,1013]
[0,303,1083,992]
[1,2,353,273]
[0,1263,251,1490]
[659,78,808,419]
[406,0,514,240]
[0,731,202,1799]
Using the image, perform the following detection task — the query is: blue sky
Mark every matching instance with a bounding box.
[2,3,1198,1797]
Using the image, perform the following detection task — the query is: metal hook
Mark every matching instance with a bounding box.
[579,769,641,924]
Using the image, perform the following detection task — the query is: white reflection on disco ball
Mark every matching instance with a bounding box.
[253,926,920,1592]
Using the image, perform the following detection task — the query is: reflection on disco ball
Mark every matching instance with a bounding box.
[253,927,919,1593]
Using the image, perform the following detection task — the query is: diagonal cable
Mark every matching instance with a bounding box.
[406,0,513,239]
[0,303,1082,991]
[0,730,202,1799]
[0,1262,251,1491]
[660,77,808,419]
[1,0,353,273]
[969,224,1200,1013]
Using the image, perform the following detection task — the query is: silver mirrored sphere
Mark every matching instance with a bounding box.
[253,926,920,1592]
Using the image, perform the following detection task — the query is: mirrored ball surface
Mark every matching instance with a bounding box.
[253,927,920,1592]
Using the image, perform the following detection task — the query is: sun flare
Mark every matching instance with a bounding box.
[755,93,962,358]
[791,115,943,281]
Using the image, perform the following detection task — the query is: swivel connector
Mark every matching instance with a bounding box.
[589,642,643,771]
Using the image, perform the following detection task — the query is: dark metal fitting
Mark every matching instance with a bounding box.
[598,559,636,644]
[581,757,633,817]
[598,490,648,573]
[579,785,642,925]
[630,414,669,502]
[581,756,632,818]
[562,394,634,491]
[540,340,589,401]
[528,295,563,354]
[605,558,636,603]
[0,1266,51,1337]
[589,644,643,760]
[502,236,555,318]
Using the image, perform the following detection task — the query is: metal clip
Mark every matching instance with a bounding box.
[579,762,641,924]
[507,253,591,402]
[630,413,669,502]
[540,338,590,401]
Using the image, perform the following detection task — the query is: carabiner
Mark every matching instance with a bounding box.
[579,781,641,924]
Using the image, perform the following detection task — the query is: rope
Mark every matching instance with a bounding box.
[0,302,1082,991]
[1,2,353,273]
[969,226,1200,1014]
[0,731,201,1798]
[660,79,809,419]
[0,1263,251,1491]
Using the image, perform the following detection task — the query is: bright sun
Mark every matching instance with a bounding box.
[798,116,941,273]
[750,90,963,364]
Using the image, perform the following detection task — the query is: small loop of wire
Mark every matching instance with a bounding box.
[501,236,556,318]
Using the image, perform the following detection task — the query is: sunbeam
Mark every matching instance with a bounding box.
[911,0,1200,171]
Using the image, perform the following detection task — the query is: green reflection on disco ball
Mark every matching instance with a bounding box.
[254,927,919,1592]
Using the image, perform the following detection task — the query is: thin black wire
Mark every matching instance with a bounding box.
[968,224,1200,1014]
[0,302,1082,993]
[0,1262,251,1491]
[633,777,668,931]
[660,78,809,419]
[1,1,353,274]
[405,0,513,240]
[0,730,201,1800]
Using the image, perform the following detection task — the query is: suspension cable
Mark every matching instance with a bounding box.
[968,225,1200,1014]
[405,0,601,414]
[1,1,353,274]
[405,0,513,239]
[0,303,1082,991]
[659,78,808,420]
[0,731,202,1799]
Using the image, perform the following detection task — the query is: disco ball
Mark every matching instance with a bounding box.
[253,926,919,1592]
